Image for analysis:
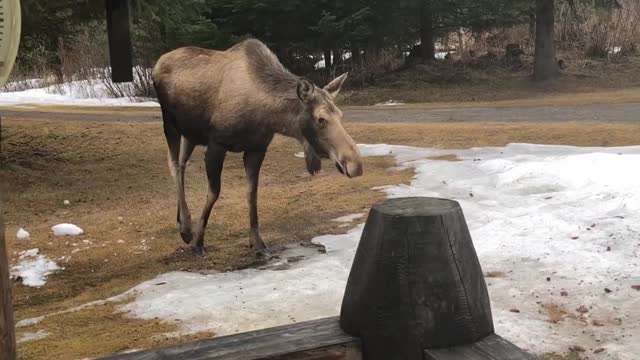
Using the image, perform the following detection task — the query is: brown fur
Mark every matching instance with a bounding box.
[152,38,363,256]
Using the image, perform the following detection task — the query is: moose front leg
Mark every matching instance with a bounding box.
[243,150,268,256]
[192,143,227,256]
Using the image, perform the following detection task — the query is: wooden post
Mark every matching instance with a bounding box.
[340,197,494,360]
[0,201,17,360]
[105,0,133,83]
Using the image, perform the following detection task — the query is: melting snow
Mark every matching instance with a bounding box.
[11,249,60,287]
[16,316,45,328]
[0,77,158,107]
[52,223,84,236]
[332,213,365,223]
[18,330,49,343]
[374,99,406,106]
[16,228,30,239]
[34,143,640,359]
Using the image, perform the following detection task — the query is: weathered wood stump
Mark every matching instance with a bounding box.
[340,197,494,360]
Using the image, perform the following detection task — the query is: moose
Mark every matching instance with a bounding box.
[152,39,364,257]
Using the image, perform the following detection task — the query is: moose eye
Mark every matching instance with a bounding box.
[317,117,327,127]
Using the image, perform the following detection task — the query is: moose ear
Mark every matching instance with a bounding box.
[296,77,315,103]
[323,72,348,98]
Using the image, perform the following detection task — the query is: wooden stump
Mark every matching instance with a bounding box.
[340,197,493,360]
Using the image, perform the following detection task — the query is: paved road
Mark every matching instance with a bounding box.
[3,102,640,123]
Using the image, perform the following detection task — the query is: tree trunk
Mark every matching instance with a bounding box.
[350,43,360,66]
[534,0,559,81]
[323,48,332,69]
[419,0,435,62]
[332,48,342,67]
[529,4,536,41]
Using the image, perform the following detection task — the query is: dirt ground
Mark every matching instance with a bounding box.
[3,118,640,359]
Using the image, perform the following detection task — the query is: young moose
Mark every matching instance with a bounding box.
[152,39,364,256]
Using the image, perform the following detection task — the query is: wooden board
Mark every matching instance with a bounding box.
[98,317,361,360]
[98,317,535,360]
[425,334,538,360]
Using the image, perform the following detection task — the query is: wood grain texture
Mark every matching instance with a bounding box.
[0,201,17,360]
[424,334,538,360]
[340,197,494,360]
[97,317,361,360]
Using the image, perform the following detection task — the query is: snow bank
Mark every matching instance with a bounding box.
[11,249,60,287]
[69,143,640,359]
[52,224,84,236]
[0,78,158,107]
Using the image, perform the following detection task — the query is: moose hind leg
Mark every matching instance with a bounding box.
[192,143,226,256]
[244,150,268,256]
[176,136,196,244]
[177,136,196,243]
[163,119,186,241]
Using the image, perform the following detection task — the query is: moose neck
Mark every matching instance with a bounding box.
[266,97,306,141]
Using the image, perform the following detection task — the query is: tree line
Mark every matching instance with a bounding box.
[16,0,632,84]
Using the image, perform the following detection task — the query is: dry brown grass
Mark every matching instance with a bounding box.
[2,119,640,359]
[485,271,508,278]
[541,303,571,324]
[340,55,640,106]
[542,353,584,360]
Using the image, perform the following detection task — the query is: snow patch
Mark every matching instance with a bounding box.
[0,78,158,107]
[435,51,449,60]
[11,249,60,287]
[117,225,363,336]
[16,316,45,328]
[374,100,406,106]
[332,213,364,223]
[16,228,30,239]
[609,46,622,55]
[52,223,84,236]
[18,330,49,343]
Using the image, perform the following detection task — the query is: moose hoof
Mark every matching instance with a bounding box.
[252,246,271,259]
[180,230,193,244]
[192,245,206,257]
